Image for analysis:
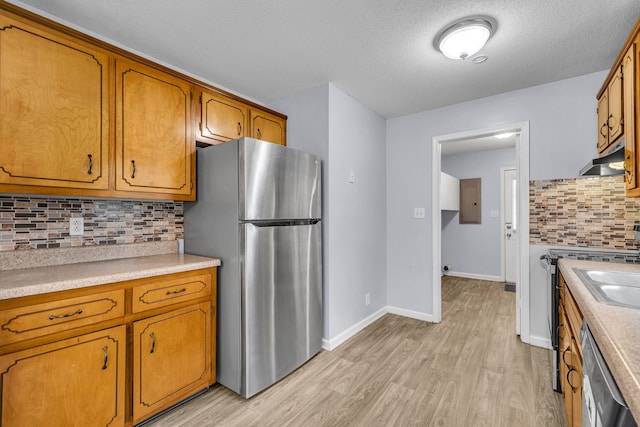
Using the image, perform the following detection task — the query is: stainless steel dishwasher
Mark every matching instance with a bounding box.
[581,321,637,427]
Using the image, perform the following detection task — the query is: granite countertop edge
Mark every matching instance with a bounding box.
[0,253,221,300]
[559,258,640,422]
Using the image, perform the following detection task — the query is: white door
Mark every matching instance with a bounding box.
[503,168,518,283]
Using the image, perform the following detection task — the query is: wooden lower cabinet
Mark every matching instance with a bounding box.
[132,302,211,423]
[559,273,583,427]
[0,267,216,427]
[0,326,127,427]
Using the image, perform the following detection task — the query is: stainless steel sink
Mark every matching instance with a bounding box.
[573,268,640,309]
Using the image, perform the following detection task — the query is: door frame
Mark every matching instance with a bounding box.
[431,121,530,341]
[501,166,517,283]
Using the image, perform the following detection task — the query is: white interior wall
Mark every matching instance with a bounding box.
[441,147,516,279]
[386,70,608,342]
[269,83,387,348]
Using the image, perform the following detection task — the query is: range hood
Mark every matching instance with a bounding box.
[579,143,625,176]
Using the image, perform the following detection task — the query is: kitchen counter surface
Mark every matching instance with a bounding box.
[0,253,220,300]
[559,258,640,422]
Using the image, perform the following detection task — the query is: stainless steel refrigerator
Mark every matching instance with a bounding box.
[184,137,322,398]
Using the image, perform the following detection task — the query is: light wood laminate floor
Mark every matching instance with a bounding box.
[145,276,565,426]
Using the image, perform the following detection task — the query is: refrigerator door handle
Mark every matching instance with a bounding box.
[244,219,321,227]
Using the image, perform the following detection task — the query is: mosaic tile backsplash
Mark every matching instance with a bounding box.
[0,196,183,251]
[530,176,640,249]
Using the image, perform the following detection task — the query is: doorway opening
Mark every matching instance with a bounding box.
[432,122,530,342]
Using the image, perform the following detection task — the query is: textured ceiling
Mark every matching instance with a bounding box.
[8,0,640,118]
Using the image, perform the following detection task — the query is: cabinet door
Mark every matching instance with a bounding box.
[0,326,126,427]
[559,307,573,425]
[0,11,110,191]
[115,58,194,199]
[624,42,637,191]
[597,92,610,153]
[250,110,286,146]
[608,69,624,143]
[569,336,583,427]
[132,302,210,423]
[197,89,247,145]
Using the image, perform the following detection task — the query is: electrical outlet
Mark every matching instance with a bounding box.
[365,293,371,306]
[414,207,426,219]
[69,217,84,236]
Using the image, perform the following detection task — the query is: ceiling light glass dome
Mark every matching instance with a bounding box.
[436,18,494,60]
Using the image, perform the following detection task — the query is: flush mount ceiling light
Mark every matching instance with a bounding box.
[435,18,494,60]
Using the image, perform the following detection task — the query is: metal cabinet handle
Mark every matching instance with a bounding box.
[87,154,93,175]
[102,346,108,370]
[150,332,155,354]
[49,309,83,320]
[607,114,620,131]
[166,288,186,295]
[131,160,136,179]
[567,367,577,392]
[562,345,571,367]
[600,123,608,138]
[257,128,261,139]
[237,122,242,135]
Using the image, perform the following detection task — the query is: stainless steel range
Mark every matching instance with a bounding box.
[540,248,640,392]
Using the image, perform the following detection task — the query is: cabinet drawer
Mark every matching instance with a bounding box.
[0,290,124,346]
[132,273,211,313]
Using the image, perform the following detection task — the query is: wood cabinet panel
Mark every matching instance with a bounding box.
[197,89,248,144]
[597,92,610,153]
[0,325,126,427]
[609,70,624,142]
[115,58,195,199]
[0,11,110,191]
[250,109,286,146]
[559,273,583,427]
[597,69,624,155]
[132,302,211,423]
[0,289,124,345]
[132,272,211,313]
[626,40,639,193]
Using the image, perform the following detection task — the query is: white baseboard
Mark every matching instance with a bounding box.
[528,334,552,350]
[445,271,503,282]
[322,306,434,351]
[322,307,387,351]
[387,306,434,322]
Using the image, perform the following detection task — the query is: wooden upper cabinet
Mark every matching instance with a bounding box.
[597,68,624,155]
[250,109,287,146]
[196,89,248,144]
[597,91,610,153]
[624,41,638,192]
[608,70,624,142]
[0,11,110,191]
[115,58,195,200]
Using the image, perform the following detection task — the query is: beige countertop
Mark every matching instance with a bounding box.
[0,253,221,300]
[559,259,640,421]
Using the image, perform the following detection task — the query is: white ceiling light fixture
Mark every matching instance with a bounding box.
[435,18,494,60]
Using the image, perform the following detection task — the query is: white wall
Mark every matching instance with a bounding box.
[269,83,387,347]
[441,147,516,279]
[386,71,608,339]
